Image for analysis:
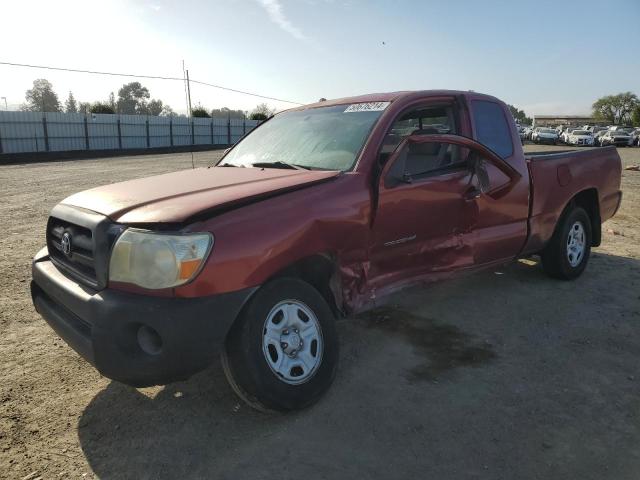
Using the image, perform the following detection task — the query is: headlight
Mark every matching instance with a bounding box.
[109,229,213,289]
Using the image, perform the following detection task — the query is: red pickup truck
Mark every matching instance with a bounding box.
[31,90,622,411]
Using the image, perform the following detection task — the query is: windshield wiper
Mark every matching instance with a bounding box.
[217,163,245,167]
[251,161,311,170]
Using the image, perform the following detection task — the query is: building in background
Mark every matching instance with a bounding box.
[533,115,606,127]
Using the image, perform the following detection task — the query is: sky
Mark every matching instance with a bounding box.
[0,0,638,117]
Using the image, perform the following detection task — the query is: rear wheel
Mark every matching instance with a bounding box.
[222,277,339,412]
[541,207,591,280]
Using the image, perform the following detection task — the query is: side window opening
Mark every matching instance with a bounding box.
[380,105,457,161]
[380,104,465,177]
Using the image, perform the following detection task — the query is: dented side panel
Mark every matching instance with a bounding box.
[176,172,372,308]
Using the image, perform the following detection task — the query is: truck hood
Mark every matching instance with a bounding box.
[61,166,340,224]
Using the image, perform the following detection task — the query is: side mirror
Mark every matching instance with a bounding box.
[471,155,491,193]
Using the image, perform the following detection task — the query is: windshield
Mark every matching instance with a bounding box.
[219,103,387,171]
[572,130,588,135]
[540,128,556,133]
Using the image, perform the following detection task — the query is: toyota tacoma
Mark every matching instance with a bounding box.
[31,90,623,411]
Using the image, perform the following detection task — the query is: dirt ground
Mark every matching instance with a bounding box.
[1,145,639,479]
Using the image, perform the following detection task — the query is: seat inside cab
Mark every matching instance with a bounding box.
[378,105,456,168]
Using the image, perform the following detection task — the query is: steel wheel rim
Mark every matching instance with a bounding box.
[566,221,586,267]
[262,299,323,385]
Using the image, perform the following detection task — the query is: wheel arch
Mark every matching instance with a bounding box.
[571,188,601,246]
[270,253,344,318]
[554,188,601,247]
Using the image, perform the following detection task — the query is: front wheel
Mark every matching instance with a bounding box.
[222,277,339,412]
[541,207,592,280]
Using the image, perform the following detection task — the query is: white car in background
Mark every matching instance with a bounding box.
[567,129,594,146]
[532,127,558,144]
[586,126,608,137]
[600,130,632,147]
[594,130,608,146]
[561,128,578,144]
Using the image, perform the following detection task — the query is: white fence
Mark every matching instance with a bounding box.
[0,111,260,155]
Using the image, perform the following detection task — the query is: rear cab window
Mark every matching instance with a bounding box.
[471,100,514,159]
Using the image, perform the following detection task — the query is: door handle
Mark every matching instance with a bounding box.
[463,186,481,201]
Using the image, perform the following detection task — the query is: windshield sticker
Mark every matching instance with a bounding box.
[344,102,390,113]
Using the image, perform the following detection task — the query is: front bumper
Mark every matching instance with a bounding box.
[31,248,256,387]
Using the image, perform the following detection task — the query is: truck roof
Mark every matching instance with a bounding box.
[294,90,503,111]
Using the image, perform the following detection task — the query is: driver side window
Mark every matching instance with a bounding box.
[380,104,466,177]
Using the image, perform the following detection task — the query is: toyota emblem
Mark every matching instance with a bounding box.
[61,232,72,256]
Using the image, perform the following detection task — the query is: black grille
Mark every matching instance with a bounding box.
[47,216,97,286]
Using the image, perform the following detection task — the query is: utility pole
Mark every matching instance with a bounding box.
[185,69,193,118]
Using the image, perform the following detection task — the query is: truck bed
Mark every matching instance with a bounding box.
[523,146,622,254]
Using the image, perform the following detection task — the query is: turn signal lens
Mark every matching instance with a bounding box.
[109,229,213,289]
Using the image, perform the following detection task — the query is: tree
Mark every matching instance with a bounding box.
[160,105,175,117]
[108,92,116,111]
[89,102,116,114]
[116,81,150,114]
[592,92,639,125]
[65,91,78,113]
[140,99,164,116]
[508,104,532,125]
[249,103,275,121]
[632,105,640,127]
[211,107,245,119]
[22,78,61,112]
[192,104,211,118]
[318,97,327,102]
[78,102,90,114]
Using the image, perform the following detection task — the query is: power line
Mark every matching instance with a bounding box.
[0,60,305,105]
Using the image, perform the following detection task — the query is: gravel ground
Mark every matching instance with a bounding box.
[1,145,639,479]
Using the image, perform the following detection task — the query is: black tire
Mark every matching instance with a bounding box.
[222,277,339,412]
[541,207,592,280]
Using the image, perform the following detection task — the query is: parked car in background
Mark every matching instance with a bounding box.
[600,130,632,147]
[594,130,608,147]
[524,126,534,140]
[567,130,594,146]
[586,126,608,137]
[630,128,640,146]
[561,128,578,144]
[532,127,559,144]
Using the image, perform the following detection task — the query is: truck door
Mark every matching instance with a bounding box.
[369,130,525,293]
[466,99,530,265]
[370,139,477,289]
